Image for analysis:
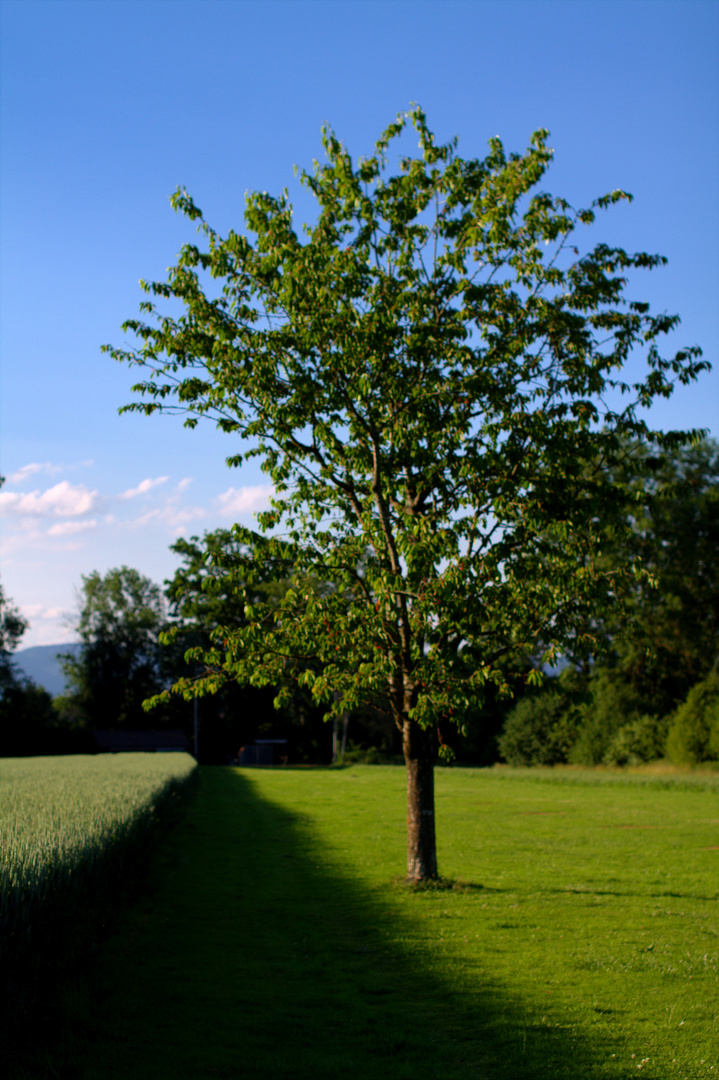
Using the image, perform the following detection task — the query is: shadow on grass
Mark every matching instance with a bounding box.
[10,768,617,1080]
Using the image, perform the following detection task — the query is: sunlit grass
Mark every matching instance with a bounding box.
[261,765,719,1078]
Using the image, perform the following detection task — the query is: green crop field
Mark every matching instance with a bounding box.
[5,763,719,1079]
[0,753,197,991]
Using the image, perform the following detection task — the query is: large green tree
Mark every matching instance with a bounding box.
[109,109,708,879]
[601,437,719,711]
[500,436,719,767]
[569,436,719,765]
[61,566,168,730]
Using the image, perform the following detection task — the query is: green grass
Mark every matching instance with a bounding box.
[7,764,718,1079]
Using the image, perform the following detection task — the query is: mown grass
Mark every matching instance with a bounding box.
[8,764,718,1079]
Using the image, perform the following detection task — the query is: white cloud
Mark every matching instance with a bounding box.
[216,485,274,516]
[18,604,76,647]
[129,504,206,530]
[23,604,66,620]
[19,603,74,645]
[119,476,169,499]
[0,481,98,517]
[0,529,43,556]
[5,462,64,484]
[22,604,46,618]
[47,519,98,537]
[4,461,93,485]
[2,472,276,646]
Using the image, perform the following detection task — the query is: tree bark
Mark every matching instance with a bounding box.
[340,711,349,758]
[403,718,438,881]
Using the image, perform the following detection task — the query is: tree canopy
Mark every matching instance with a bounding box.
[0,580,27,687]
[61,566,168,730]
[599,437,719,711]
[0,500,59,756]
[0,479,28,686]
[108,108,708,879]
[164,532,332,763]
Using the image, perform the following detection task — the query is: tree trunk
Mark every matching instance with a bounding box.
[403,718,438,881]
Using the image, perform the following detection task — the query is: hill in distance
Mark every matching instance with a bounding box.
[12,643,81,697]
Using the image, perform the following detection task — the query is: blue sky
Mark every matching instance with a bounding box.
[1,0,717,647]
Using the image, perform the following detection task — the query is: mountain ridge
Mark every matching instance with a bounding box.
[12,643,82,696]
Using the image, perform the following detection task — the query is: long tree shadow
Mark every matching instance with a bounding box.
[13,768,620,1079]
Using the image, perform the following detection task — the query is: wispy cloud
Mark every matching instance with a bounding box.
[4,461,93,485]
[19,604,76,646]
[129,505,207,530]
[123,476,206,531]
[0,481,98,517]
[23,603,67,621]
[47,519,98,537]
[119,476,170,499]
[5,462,64,484]
[216,485,274,517]
[2,468,274,648]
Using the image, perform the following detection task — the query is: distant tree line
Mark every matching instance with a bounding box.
[0,549,386,764]
[1,437,717,765]
[496,438,719,767]
[0,581,62,756]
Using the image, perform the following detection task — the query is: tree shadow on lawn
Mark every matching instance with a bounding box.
[13,768,618,1080]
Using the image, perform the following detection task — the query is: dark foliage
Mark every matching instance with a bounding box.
[59,566,171,733]
[666,669,719,765]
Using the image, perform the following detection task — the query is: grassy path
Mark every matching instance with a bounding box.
[11,765,718,1079]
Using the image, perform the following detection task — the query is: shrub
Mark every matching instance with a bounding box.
[498,684,582,766]
[666,671,719,765]
[602,714,669,766]
[339,741,402,765]
[569,670,649,766]
[709,706,719,760]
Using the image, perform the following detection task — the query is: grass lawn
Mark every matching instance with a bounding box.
[10,765,718,1079]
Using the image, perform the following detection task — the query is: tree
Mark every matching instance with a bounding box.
[61,566,168,730]
[0,581,28,688]
[666,670,719,765]
[596,437,719,712]
[108,109,708,880]
[570,437,719,764]
[0,559,61,756]
[497,667,586,767]
[0,477,28,688]
[498,437,719,767]
[164,531,331,762]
